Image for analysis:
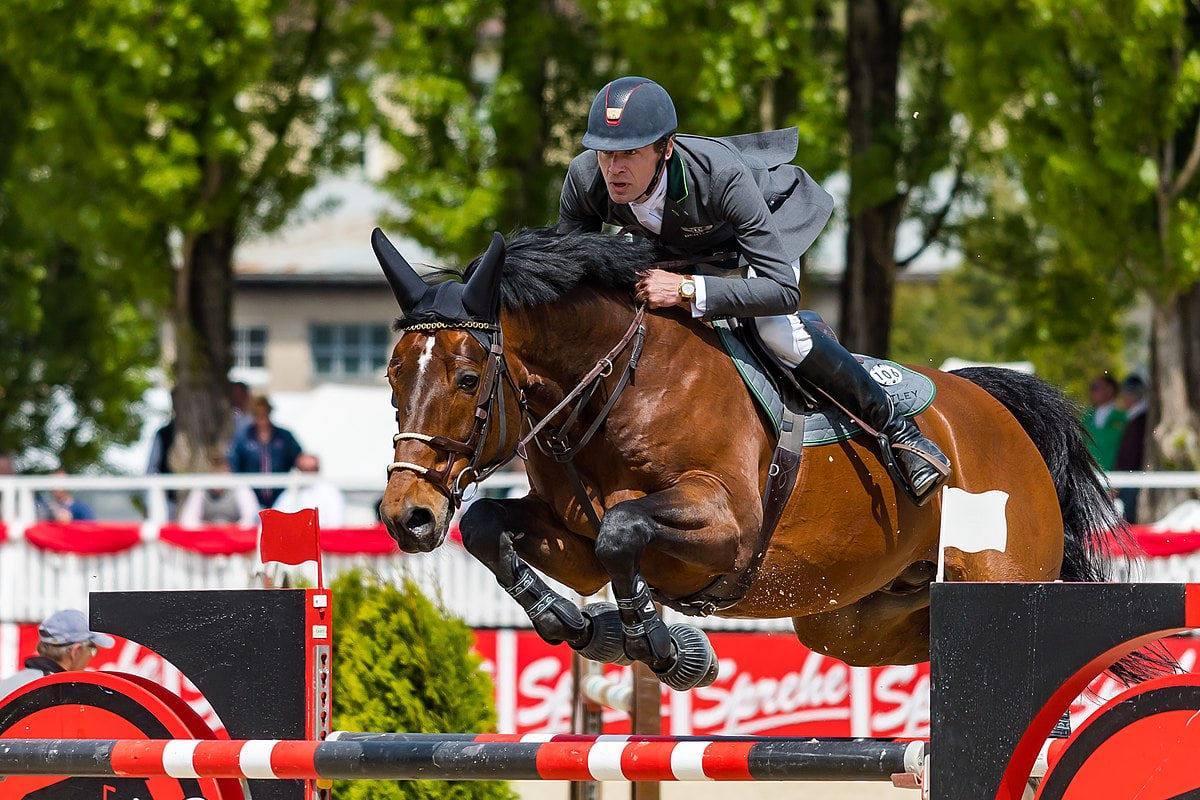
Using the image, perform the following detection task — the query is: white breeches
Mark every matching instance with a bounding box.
[752,313,813,368]
[750,259,812,368]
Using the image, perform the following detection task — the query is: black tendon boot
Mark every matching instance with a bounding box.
[795,329,951,505]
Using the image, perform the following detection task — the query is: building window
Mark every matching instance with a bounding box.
[233,326,268,368]
[310,323,390,378]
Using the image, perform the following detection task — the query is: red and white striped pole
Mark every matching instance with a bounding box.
[0,735,925,783]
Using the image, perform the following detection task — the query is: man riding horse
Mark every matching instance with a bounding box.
[559,76,950,504]
[374,75,1144,693]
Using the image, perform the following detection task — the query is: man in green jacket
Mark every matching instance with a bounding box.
[1083,374,1127,471]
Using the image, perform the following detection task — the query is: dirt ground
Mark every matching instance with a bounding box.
[512,780,913,800]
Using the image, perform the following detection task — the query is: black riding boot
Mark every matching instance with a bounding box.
[795,329,951,505]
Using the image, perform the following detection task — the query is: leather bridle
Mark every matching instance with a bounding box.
[384,308,647,510]
[386,320,526,507]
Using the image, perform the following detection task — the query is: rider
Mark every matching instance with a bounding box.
[557,76,950,504]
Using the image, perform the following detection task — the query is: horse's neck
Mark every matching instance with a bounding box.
[501,290,639,403]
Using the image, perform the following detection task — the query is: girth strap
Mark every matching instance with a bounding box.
[666,445,802,616]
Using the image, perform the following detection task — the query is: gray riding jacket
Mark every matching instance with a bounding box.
[557,127,834,319]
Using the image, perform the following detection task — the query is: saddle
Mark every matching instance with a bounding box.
[660,312,937,618]
[713,312,937,445]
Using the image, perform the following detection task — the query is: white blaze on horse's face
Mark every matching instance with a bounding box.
[415,337,437,381]
[381,331,487,553]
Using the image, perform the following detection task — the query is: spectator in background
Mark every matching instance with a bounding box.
[1115,375,1149,523]
[147,388,180,515]
[177,455,260,528]
[0,609,114,702]
[230,380,251,433]
[147,417,176,477]
[228,396,302,508]
[37,470,94,522]
[273,453,346,527]
[1083,374,1126,471]
[0,453,15,475]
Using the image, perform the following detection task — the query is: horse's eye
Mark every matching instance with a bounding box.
[457,373,480,392]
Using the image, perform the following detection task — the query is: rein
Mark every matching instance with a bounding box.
[386,307,647,511]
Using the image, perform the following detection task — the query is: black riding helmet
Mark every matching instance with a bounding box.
[582,76,677,151]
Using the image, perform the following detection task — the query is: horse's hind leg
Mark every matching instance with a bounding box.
[459,496,628,662]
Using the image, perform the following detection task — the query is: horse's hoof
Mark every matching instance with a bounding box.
[574,602,632,665]
[654,624,719,690]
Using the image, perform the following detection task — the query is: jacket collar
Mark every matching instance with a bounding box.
[666,150,688,204]
[660,149,700,241]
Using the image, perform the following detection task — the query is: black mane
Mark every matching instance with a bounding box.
[468,228,656,310]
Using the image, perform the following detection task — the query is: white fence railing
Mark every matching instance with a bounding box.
[1105,472,1200,489]
[2,470,1199,627]
[0,472,531,536]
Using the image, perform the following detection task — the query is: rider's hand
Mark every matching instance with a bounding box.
[635,269,689,309]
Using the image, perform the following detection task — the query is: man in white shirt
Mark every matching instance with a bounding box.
[272,453,346,527]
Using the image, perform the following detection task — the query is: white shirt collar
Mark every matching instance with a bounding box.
[628,167,668,234]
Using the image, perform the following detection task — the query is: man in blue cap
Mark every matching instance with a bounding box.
[558,76,951,504]
[0,609,114,702]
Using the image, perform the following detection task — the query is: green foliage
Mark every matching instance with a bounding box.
[939,0,1200,322]
[936,0,1200,468]
[375,0,599,260]
[330,570,515,800]
[891,264,1126,401]
[0,0,389,467]
[0,53,155,467]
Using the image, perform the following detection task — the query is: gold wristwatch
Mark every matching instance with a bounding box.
[678,275,697,301]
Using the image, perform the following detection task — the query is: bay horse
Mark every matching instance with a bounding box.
[374,227,1133,690]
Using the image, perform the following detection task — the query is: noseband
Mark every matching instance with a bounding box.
[386,320,525,507]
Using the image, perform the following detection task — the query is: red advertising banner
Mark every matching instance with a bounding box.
[3,623,1197,738]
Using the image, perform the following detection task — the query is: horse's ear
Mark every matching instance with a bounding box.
[462,232,506,319]
[371,227,428,311]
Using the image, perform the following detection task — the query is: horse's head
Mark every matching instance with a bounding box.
[373,228,521,552]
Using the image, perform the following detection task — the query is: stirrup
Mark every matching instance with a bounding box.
[875,431,952,506]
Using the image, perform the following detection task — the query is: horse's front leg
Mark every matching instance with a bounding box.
[459,495,630,663]
[595,475,749,690]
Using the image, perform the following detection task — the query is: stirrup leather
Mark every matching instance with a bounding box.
[876,418,952,506]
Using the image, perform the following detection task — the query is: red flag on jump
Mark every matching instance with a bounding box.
[259,508,322,581]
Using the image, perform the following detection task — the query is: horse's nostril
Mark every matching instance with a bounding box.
[404,506,435,532]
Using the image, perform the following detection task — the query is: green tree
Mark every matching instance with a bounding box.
[374,0,600,261]
[0,0,383,470]
[941,0,1200,484]
[0,55,156,468]
[331,570,514,800]
[838,0,968,357]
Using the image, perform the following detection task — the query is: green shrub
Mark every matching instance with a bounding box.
[330,570,516,800]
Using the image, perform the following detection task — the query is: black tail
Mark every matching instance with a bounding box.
[952,366,1176,683]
